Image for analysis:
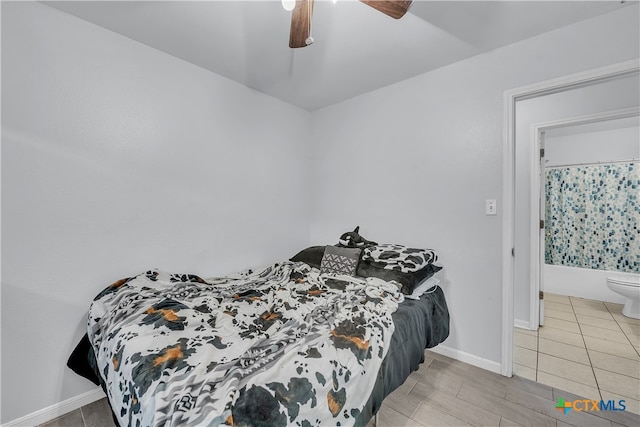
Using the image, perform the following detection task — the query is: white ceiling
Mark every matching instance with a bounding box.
[43,0,633,111]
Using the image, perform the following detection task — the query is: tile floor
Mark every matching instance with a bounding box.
[514,292,640,415]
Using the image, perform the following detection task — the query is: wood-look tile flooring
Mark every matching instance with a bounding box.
[41,350,639,427]
[514,293,640,417]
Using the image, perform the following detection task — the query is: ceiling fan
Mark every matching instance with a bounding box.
[284,0,413,48]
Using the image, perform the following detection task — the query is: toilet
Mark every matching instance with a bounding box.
[607,276,640,319]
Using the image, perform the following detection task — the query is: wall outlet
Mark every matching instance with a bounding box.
[486,199,497,215]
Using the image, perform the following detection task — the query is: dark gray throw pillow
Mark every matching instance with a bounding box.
[289,246,326,269]
[320,246,361,276]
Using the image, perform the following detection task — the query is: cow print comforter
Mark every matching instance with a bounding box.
[89,261,404,427]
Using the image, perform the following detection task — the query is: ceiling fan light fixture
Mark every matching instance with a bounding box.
[282,0,296,12]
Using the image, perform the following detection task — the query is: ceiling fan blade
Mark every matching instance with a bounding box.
[359,0,413,19]
[289,0,315,48]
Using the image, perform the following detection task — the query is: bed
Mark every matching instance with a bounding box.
[68,235,449,427]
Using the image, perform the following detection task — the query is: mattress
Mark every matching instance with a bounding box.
[355,283,449,425]
[68,263,449,426]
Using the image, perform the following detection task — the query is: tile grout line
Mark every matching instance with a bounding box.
[79,406,87,427]
[607,305,640,356]
[406,379,417,396]
[536,345,591,367]
[573,308,618,322]
[528,294,640,413]
[609,309,640,359]
[570,298,640,403]
[568,296,603,401]
[601,302,640,403]
[539,333,584,347]
[596,302,640,420]
[537,316,596,368]
[535,323,539,383]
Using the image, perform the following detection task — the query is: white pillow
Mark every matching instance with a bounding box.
[405,276,440,300]
[362,244,438,273]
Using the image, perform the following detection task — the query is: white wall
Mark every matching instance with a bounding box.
[1,2,311,423]
[2,0,640,424]
[545,124,640,166]
[513,79,640,326]
[310,4,639,364]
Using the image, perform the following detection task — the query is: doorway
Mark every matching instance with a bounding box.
[510,110,640,403]
[531,108,640,328]
[501,59,640,378]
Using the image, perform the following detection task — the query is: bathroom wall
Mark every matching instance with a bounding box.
[545,121,639,166]
[543,122,640,302]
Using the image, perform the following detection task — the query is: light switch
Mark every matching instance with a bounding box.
[486,199,497,215]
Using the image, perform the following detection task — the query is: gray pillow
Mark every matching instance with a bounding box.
[320,246,361,276]
[289,246,326,269]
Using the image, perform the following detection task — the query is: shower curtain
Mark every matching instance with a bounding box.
[545,162,640,273]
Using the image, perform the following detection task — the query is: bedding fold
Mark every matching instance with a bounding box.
[88,262,404,426]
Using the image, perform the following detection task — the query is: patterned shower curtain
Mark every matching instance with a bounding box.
[545,162,640,273]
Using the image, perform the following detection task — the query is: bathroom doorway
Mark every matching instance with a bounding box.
[532,109,640,327]
[501,59,639,374]
[505,63,640,409]
[512,70,640,334]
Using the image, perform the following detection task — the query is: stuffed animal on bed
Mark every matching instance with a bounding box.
[337,226,378,248]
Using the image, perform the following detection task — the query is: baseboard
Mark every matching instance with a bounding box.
[429,344,502,375]
[2,388,105,427]
[6,347,502,425]
[3,345,505,425]
[514,318,531,330]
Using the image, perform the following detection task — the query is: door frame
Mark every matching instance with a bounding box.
[528,107,640,331]
[501,59,639,377]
